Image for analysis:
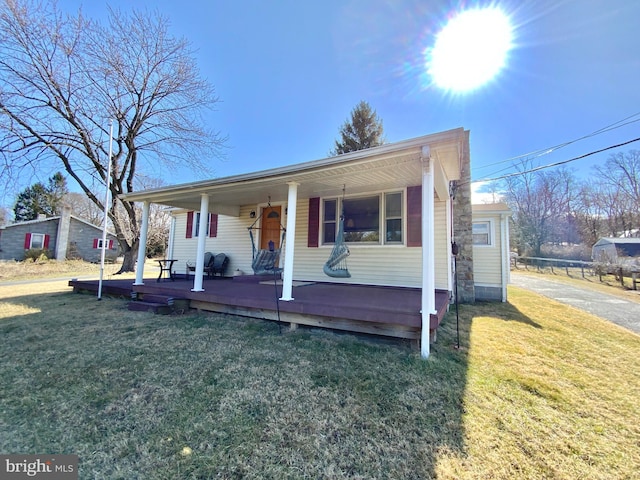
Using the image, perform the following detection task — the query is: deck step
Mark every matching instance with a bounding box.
[138,293,174,304]
[128,301,172,315]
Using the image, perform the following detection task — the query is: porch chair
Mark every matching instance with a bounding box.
[206,253,229,278]
[186,251,214,277]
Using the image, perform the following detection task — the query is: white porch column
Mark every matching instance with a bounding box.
[421,147,436,359]
[191,194,209,292]
[280,182,299,301]
[134,201,150,285]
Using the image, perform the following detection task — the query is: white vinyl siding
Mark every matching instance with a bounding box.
[472,216,502,286]
[169,193,452,289]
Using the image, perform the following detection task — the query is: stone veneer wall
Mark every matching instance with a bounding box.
[453,130,475,303]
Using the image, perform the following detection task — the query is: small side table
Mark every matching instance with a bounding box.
[157,259,177,282]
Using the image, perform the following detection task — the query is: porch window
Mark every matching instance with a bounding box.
[323,199,337,244]
[473,221,492,246]
[187,212,218,238]
[322,191,403,245]
[385,192,403,243]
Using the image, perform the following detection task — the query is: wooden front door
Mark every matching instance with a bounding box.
[260,205,282,250]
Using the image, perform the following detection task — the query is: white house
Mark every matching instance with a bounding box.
[121,128,481,358]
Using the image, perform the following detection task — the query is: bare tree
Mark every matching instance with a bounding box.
[0,0,225,271]
[503,163,575,256]
[593,150,640,237]
[63,192,104,226]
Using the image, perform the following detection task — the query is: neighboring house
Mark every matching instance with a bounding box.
[592,237,640,271]
[472,203,512,302]
[121,128,509,356]
[0,208,119,262]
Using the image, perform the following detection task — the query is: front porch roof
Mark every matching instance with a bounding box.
[121,128,466,214]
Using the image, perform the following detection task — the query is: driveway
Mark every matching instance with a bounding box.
[510,272,640,335]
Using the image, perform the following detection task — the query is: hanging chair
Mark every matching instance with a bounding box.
[324,212,351,278]
[248,201,286,275]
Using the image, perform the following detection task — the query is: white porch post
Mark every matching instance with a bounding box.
[191,194,209,292]
[280,182,299,301]
[134,201,150,285]
[421,147,436,359]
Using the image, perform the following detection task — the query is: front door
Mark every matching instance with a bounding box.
[260,205,282,250]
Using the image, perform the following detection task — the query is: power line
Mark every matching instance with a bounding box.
[471,136,640,184]
[472,112,640,173]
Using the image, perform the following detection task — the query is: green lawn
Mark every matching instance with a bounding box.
[0,280,638,479]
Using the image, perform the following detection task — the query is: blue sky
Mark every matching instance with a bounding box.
[57,0,640,195]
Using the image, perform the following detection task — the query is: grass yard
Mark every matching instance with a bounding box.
[0,280,639,479]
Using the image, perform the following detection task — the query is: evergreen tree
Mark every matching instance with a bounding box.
[13,172,68,221]
[332,101,385,155]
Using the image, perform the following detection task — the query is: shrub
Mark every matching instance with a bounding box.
[24,248,51,262]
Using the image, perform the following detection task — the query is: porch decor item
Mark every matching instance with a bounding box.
[323,186,351,278]
[248,199,286,275]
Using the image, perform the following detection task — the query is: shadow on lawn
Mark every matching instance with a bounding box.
[474,300,542,329]
[0,286,476,478]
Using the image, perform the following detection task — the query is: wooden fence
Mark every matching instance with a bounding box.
[514,256,639,290]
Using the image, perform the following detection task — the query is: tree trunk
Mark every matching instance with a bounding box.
[116,240,138,274]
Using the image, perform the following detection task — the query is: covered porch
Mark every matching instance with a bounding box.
[120,129,469,357]
[69,275,451,343]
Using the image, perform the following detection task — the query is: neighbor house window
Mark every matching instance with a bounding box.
[473,221,492,246]
[322,191,403,245]
[93,238,114,249]
[24,232,50,250]
[30,233,45,249]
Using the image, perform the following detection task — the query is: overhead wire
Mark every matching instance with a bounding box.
[471,111,640,177]
[471,136,640,184]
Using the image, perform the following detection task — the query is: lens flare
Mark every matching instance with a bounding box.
[426,8,513,92]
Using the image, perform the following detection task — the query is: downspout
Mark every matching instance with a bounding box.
[280,182,299,301]
[134,201,150,285]
[501,213,510,302]
[421,147,435,359]
[191,193,209,292]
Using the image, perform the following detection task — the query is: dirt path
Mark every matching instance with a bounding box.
[510,272,640,335]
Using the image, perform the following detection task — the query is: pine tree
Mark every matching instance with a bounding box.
[13,172,68,221]
[332,101,385,155]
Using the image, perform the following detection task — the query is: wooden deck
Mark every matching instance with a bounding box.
[68,275,451,342]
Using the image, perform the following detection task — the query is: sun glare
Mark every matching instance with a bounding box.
[427,8,513,92]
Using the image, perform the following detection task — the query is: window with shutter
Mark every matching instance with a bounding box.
[406,185,422,247]
[186,211,194,238]
[308,197,320,247]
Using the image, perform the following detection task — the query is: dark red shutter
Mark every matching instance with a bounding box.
[93,238,99,249]
[186,211,194,238]
[108,239,114,249]
[43,234,50,249]
[24,233,32,249]
[209,213,218,237]
[308,197,320,247]
[407,186,422,247]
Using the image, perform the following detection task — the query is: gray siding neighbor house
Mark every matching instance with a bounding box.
[592,237,640,271]
[0,208,118,262]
